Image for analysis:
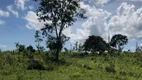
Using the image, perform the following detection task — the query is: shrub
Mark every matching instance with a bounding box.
[105,64,116,74]
[27,59,45,70]
[119,71,127,76]
[83,64,92,70]
[46,64,55,71]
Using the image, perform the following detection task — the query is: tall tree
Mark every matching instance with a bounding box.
[83,35,108,53]
[110,34,128,52]
[35,0,85,61]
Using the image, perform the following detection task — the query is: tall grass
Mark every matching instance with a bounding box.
[0,52,142,80]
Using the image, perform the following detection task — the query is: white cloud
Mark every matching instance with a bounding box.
[7,5,19,18]
[65,2,142,44]
[24,11,52,30]
[28,5,34,10]
[108,2,142,40]
[24,1,142,46]
[64,2,111,43]
[14,0,29,10]
[88,0,110,5]
[0,10,9,17]
[0,20,5,25]
[25,11,44,30]
[131,0,142,2]
[0,10,9,25]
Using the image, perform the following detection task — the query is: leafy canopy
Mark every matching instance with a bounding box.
[83,35,108,53]
[110,34,128,51]
[35,0,85,61]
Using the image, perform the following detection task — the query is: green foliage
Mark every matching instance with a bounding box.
[136,46,142,53]
[15,42,26,53]
[35,0,86,61]
[27,45,36,53]
[35,30,44,53]
[1,52,142,80]
[83,35,108,53]
[27,59,45,70]
[110,34,128,52]
[73,42,84,53]
[105,64,116,74]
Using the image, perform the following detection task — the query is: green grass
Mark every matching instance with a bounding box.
[1,52,142,80]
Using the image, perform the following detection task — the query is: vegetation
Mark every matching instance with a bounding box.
[35,0,86,61]
[83,35,108,54]
[35,30,44,53]
[110,34,128,52]
[1,51,142,80]
[0,0,140,80]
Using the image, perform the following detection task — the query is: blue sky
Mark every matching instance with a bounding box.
[0,0,37,50]
[0,0,142,51]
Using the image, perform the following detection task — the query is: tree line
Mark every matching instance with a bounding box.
[82,34,128,54]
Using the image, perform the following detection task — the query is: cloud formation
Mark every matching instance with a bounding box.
[24,11,45,30]
[0,9,9,25]
[7,5,19,18]
[108,2,142,40]
[65,2,142,44]
[24,1,142,45]
[88,0,110,5]
[14,0,29,10]
[131,0,142,2]
[64,2,111,43]
[0,10,9,17]
[28,5,34,10]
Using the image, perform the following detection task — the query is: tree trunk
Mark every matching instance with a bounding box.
[55,39,62,62]
[55,49,59,62]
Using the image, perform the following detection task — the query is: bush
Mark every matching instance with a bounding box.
[105,64,116,74]
[27,59,45,70]
[46,64,55,71]
[83,64,92,70]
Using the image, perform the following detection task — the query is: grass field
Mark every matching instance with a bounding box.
[1,52,142,80]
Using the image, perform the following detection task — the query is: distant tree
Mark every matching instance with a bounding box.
[35,30,44,53]
[136,46,142,53]
[83,35,108,53]
[78,43,84,53]
[72,42,80,51]
[110,34,128,52]
[27,45,36,53]
[75,42,78,51]
[15,42,26,53]
[64,48,69,55]
[35,0,86,61]
[75,42,84,53]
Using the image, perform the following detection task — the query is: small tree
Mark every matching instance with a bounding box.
[15,42,26,53]
[35,0,86,61]
[35,30,44,53]
[110,34,128,52]
[15,42,27,56]
[27,45,36,53]
[78,43,84,53]
[83,35,108,54]
[136,46,142,53]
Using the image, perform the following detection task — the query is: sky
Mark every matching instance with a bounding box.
[0,0,142,51]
